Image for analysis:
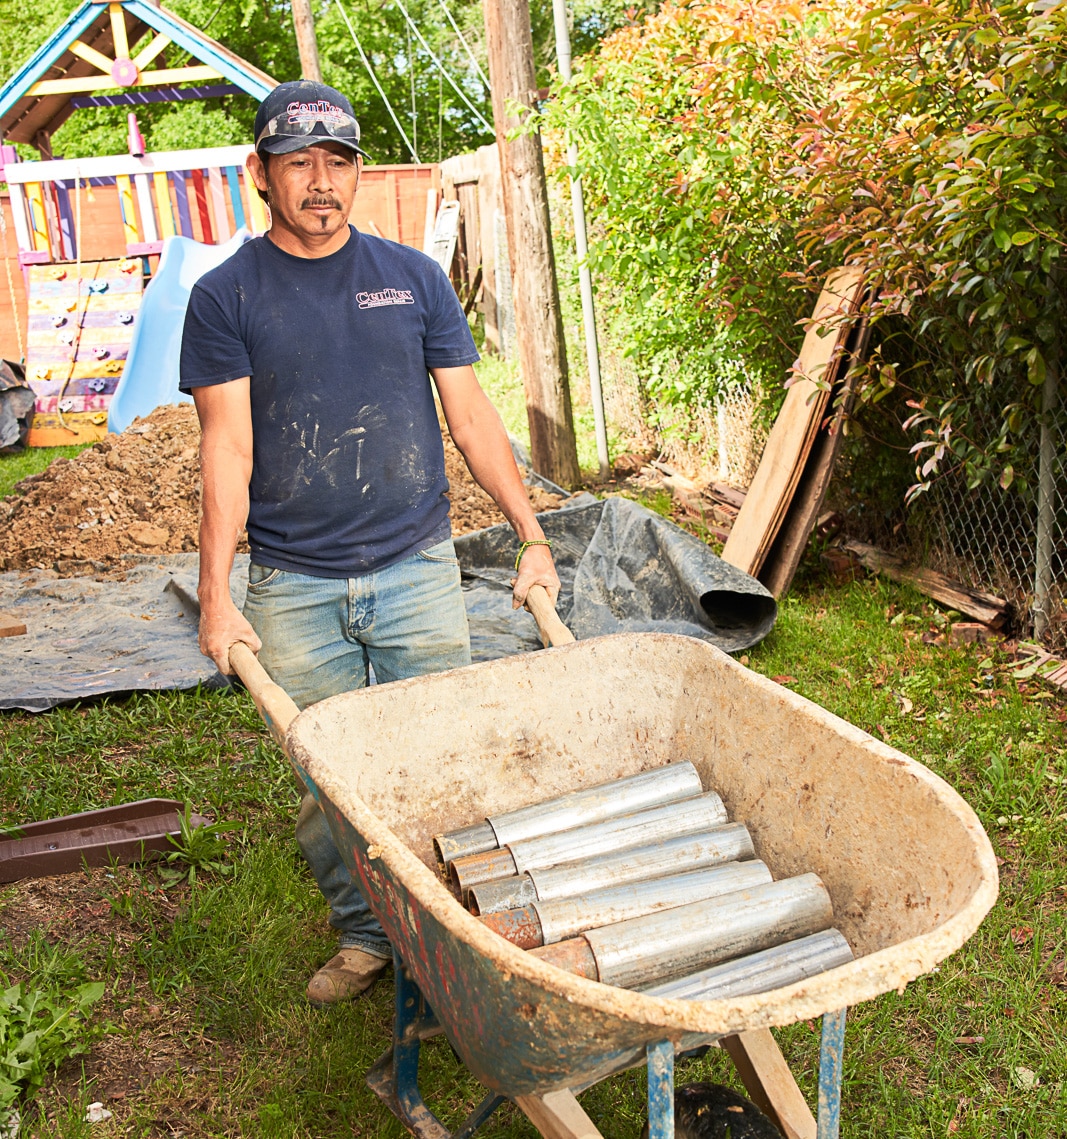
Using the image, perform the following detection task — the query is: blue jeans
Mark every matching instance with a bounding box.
[243,538,471,959]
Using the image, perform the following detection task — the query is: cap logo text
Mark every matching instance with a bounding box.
[287,100,347,125]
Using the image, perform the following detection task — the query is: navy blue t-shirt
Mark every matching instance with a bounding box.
[179,227,479,577]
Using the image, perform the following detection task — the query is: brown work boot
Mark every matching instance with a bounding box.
[306,949,390,1007]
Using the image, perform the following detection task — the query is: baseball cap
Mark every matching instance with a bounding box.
[254,80,368,158]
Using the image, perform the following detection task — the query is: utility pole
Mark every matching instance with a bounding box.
[291,0,323,82]
[484,0,581,489]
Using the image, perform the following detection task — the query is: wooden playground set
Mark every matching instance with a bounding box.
[0,0,441,445]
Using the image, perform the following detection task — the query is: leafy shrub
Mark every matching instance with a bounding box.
[0,980,104,1109]
[544,0,1067,498]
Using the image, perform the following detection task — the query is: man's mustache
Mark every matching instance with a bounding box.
[301,196,342,209]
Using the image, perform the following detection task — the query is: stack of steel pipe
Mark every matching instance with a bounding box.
[434,763,854,998]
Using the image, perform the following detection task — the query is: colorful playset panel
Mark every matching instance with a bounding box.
[25,258,144,446]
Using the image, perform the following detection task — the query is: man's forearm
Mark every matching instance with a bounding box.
[198,448,250,605]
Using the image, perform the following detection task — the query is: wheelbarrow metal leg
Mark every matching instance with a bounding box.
[451,1092,508,1139]
[646,1039,675,1139]
[816,1009,846,1139]
[365,950,505,1139]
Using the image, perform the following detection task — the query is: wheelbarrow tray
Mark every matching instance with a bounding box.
[285,632,997,1099]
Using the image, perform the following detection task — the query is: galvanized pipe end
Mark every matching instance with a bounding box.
[468,874,538,916]
[433,821,497,866]
[449,846,519,899]
[480,905,545,949]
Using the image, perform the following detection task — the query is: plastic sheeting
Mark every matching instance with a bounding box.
[0,361,34,450]
[0,498,776,713]
[457,497,777,657]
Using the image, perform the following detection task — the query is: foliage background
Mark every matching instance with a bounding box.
[0,0,646,164]
[541,0,1067,510]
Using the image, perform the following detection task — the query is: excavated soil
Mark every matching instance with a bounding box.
[0,404,565,575]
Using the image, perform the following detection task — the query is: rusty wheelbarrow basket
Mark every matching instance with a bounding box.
[231,596,997,1139]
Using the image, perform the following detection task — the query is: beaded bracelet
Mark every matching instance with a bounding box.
[514,539,553,572]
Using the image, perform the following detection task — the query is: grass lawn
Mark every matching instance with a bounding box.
[0,572,1064,1137]
[0,444,91,498]
[0,386,1064,1136]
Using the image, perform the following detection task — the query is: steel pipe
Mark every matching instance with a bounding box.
[510,792,727,875]
[480,904,545,950]
[532,823,755,902]
[482,861,771,948]
[468,874,539,916]
[450,792,727,897]
[531,874,833,989]
[468,824,754,916]
[449,846,518,896]
[433,762,703,864]
[642,930,854,1002]
[434,821,497,865]
[489,762,704,847]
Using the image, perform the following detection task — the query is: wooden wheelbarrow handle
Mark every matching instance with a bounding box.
[525,584,575,648]
[228,641,300,749]
[227,585,574,746]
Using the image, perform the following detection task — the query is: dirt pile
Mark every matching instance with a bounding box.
[0,404,565,575]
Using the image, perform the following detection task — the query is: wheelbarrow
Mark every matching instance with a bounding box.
[229,589,997,1139]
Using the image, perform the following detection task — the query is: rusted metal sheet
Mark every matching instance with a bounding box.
[0,799,209,882]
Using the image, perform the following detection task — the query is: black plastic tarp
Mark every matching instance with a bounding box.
[0,497,776,712]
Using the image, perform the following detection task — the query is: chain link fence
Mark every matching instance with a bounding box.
[905,394,1067,650]
[583,323,1067,648]
[576,338,766,489]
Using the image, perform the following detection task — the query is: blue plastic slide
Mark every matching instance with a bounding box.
[108,229,252,435]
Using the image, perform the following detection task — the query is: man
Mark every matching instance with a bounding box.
[179,80,560,1006]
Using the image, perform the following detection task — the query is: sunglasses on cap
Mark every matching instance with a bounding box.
[255,101,366,153]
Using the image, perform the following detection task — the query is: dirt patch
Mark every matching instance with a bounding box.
[0,404,565,575]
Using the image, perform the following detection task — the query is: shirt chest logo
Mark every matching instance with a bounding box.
[357,288,415,309]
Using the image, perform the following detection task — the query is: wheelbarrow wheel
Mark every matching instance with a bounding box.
[640,1083,781,1139]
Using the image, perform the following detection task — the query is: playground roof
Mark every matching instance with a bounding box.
[0,0,277,147]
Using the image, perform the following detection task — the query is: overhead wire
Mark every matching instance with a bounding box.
[435,0,491,94]
[332,0,420,162]
[391,0,494,135]
[406,21,418,160]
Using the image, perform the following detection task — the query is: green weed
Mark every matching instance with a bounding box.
[157,803,241,889]
[0,978,104,1110]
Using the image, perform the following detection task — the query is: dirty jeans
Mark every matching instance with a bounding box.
[242,538,471,959]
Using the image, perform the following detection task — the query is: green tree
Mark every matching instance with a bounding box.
[2,0,642,164]
[542,0,1067,498]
